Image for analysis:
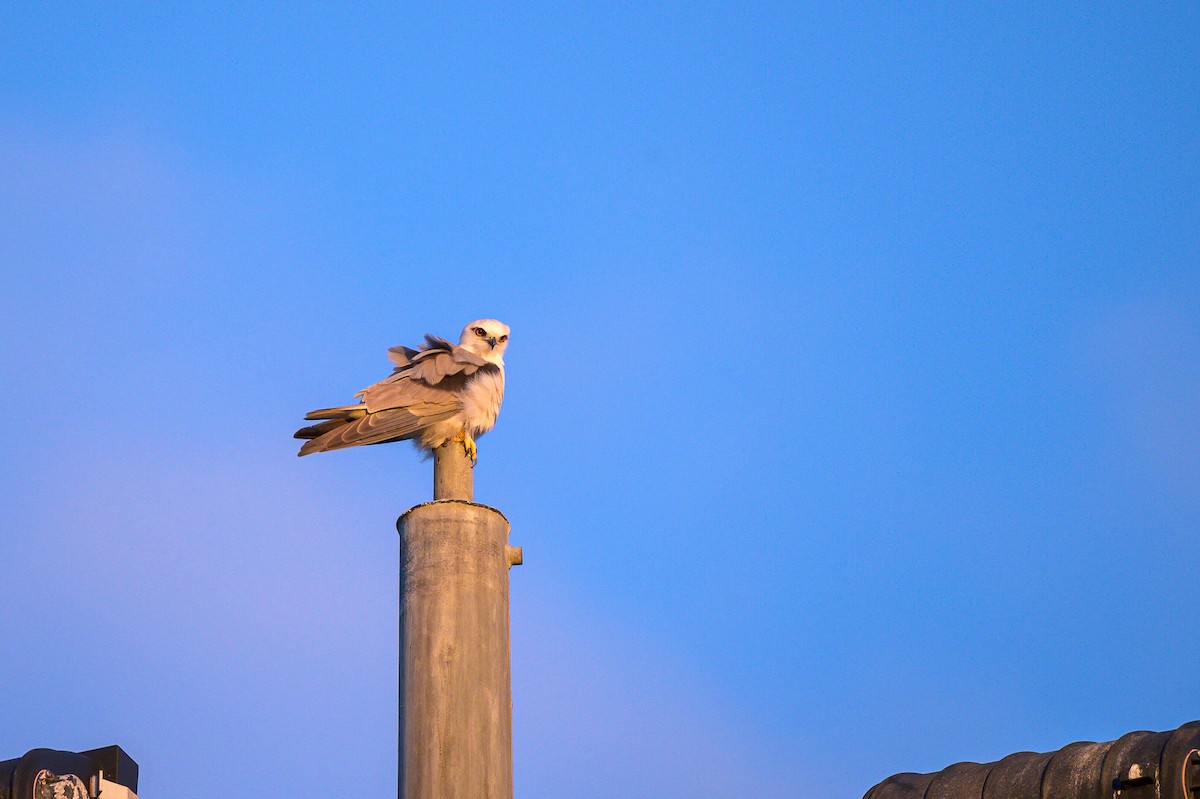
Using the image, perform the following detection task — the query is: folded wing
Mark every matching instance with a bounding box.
[295,336,493,456]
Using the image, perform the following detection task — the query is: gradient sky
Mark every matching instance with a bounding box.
[1,4,1198,798]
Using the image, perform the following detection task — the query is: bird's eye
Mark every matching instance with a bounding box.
[474,327,486,337]
[498,335,507,343]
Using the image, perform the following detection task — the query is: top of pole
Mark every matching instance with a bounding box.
[433,441,473,501]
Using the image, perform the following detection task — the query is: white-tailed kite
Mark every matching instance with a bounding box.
[295,319,509,463]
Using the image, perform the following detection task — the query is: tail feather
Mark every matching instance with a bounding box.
[299,435,334,457]
[294,419,345,440]
[303,404,367,421]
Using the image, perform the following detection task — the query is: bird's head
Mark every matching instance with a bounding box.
[459,318,510,363]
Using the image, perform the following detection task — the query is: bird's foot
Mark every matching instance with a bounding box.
[462,435,478,467]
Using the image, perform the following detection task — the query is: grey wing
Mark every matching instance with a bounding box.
[358,339,488,398]
[299,375,463,455]
[296,335,486,456]
[403,338,488,387]
[297,402,459,455]
[359,338,488,396]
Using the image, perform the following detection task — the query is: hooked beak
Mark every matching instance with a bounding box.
[487,336,498,348]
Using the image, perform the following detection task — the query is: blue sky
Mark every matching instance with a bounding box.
[1,4,1197,797]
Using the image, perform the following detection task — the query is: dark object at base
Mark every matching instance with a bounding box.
[80,745,138,793]
[865,721,1200,799]
[0,744,138,798]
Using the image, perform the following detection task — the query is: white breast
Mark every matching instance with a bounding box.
[460,368,505,436]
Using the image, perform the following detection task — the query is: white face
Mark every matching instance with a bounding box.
[459,318,510,359]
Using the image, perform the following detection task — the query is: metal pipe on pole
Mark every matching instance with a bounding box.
[397,442,521,799]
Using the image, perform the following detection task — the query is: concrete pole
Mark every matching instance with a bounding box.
[433,441,473,502]
[397,443,522,799]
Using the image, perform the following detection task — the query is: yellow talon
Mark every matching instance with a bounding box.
[463,434,478,466]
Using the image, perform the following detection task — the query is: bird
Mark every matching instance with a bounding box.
[295,319,509,463]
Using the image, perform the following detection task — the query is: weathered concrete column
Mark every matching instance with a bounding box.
[433,442,473,501]
[397,496,522,799]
